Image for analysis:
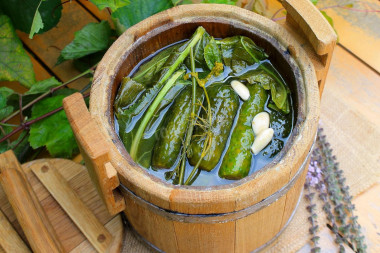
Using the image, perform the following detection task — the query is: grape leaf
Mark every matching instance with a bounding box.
[112,0,173,33]
[29,90,79,158]
[29,0,44,39]
[0,87,15,107]
[90,0,130,12]
[0,15,36,87]
[204,38,222,70]
[24,77,62,95]
[0,0,62,35]
[58,21,111,63]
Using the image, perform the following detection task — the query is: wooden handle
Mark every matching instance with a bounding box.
[0,151,64,253]
[63,93,126,216]
[282,0,336,55]
[282,0,337,96]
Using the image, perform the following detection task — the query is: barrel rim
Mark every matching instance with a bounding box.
[90,4,320,214]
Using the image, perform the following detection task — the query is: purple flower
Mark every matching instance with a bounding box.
[307,160,323,187]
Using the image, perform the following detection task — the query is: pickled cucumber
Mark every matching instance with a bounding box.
[219,84,268,179]
[152,86,203,169]
[188,84,239,171]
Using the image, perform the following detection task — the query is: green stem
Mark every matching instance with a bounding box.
[184,156,202,185]
[130,70,185,160]
[178,48,197,185]
[0,122,18,127]
[1,65,96,123]
[159,27,205,86]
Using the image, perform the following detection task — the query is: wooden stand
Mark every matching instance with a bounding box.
[0,151,124,253]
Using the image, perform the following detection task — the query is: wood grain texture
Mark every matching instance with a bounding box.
[63,92,126,215]
[90,2,319,213]
[283,0,337,95]
[0,209,30,253]
[0,151,64,253]
[283,0,337,55]
[72,2,326,252]
[0,158,124,253]
[32,162,113,253]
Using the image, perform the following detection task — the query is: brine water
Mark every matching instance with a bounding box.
[114,41,294,186]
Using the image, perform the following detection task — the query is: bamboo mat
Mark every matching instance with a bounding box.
[120,47,380,253]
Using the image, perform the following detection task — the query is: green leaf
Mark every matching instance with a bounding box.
[129,70,185,159]
[24,77,62,95]
[204,38,222,70]
[29,90,78,158]
[185,32,211,70]
[0,106,13,121]
[73,51,105,73]
[119,27,205,125]
[29,0,44,39]
[90,0,130,12]
[238,63,288,112]
[0,0,62,35]
[58,21,111,63]
[0,87,15,108]
[9,131,32,163]
[114,77,145,114]
[220,36,267,73]
[0,125,12,153]
[112,0,173,32]
[132,44,180,86]
[0,15,36,87]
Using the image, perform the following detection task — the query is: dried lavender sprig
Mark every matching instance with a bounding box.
[314,138,348,252]
[317,128,367,252]
[305,182,321,252]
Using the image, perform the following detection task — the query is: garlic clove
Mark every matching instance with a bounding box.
[231,80,250,101]
[252,112,270,135]
[251,128,274,155]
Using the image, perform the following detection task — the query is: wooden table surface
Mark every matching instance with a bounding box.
[1,0,379,252]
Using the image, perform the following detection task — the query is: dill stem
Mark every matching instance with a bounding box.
[178,48,197,185]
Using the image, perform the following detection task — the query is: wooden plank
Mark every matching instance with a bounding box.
[352,183,380,253]
[0,151,64,253]
[16,1,97,90]
[32,162,113,253]
[0,158,123,252]
[71,215,124,253]
[0,209,30,253]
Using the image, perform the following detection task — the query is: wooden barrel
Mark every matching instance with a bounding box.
[63,1,336,252]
